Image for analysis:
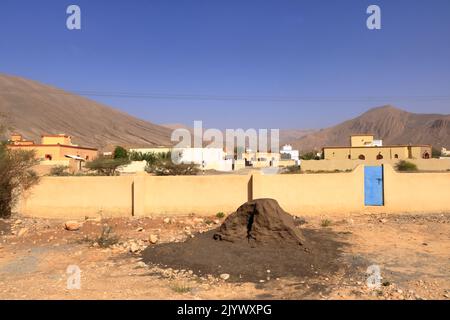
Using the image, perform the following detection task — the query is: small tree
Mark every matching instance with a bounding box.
[145,153,199,176]
[85,156,130,176]
[0,145,39,218]
[113,146,128,159]
[395,160,418,172]
[432,148,441,158]
[129,151,158,164]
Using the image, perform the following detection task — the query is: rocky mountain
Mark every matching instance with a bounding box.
[0,73,173,150]
[290,105,450,151]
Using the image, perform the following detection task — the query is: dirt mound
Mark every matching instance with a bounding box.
[213,199,305,246]
[142,199,346,282]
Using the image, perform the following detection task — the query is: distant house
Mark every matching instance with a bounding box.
[280,144,300,161]
[322,134,432,161]
[8,133,98,162]
[442,147,450,157]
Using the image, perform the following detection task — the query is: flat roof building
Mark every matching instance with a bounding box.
[322,134,432,161]
[7,133,98,162]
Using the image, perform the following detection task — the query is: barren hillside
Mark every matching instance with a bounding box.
[290,105,450,151]
[0,73,173,149]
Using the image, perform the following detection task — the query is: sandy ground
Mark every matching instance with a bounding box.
[0,212,449,300]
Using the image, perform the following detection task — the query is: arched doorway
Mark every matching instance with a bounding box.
[423,152,430,159]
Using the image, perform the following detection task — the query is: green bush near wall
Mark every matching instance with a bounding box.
[395,160,418,172]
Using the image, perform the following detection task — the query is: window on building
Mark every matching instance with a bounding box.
[394,154,399,159]
[45,154,52,160]
[376,153,384,160]
[423,152,430,159]
[348,154,351,159]
[358,154,365,160]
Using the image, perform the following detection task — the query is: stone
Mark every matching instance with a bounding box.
[130,242,140,253]
[163,218,171,224]
[193,218,204,224]
[17,228,28,237]
[220,273,230,281]
[149,234,159,244]
[64,221,82,231]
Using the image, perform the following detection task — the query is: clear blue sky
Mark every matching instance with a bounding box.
[1,0,450,129]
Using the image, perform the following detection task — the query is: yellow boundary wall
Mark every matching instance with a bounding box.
[17,164,450,218]
[301,158,450,172]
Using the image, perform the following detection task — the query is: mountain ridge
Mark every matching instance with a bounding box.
[289,105,450,151]
[0,73,173,150]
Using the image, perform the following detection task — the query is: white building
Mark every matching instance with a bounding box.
[129,147,233,172]
[280,144,299,161]
[173,147,232,171]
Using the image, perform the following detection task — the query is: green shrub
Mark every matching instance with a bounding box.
[113,146,128,159]
[85,156,131,176]
[170,282,192,293]
[0,146,39,218]
[216,212,225,219]
[146,155,199,176]
[321,219,332,227]
[395,160,418,172]
[282,165,301,174]
[95,225,119,248]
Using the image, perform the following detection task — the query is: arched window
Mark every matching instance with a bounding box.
[394,154,399,159]
[45,154,52,160]
[348,154,351,159]
[376,153,383,160]
[358,154,365,160]
[423,152,430,159]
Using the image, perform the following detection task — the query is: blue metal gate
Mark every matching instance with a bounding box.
[364,166,384,206]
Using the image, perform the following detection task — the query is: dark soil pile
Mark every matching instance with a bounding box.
[213,199,305,246]
[142,199,346,282]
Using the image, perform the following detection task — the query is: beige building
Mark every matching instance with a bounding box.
[8,133,98,161]
[323,134,432,161]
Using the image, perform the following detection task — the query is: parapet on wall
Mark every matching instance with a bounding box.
[17,165,450,219]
